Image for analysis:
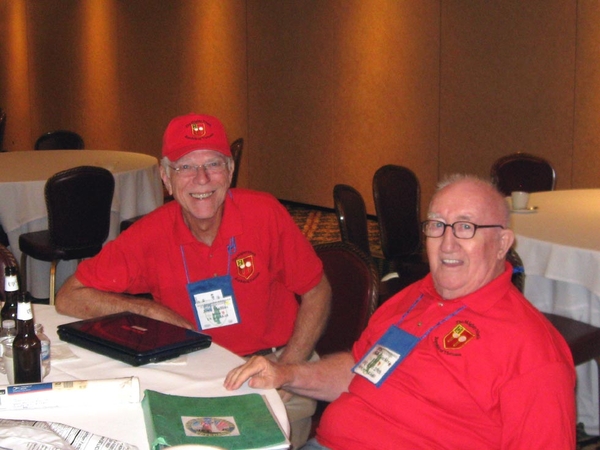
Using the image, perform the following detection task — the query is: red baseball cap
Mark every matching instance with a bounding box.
[162,113,231,161]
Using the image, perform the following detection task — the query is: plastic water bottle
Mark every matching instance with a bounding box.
[35,323,51,379]
[0,319,16,375]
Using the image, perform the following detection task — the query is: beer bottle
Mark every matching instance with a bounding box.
[2,266,19,326]
[12,292,41,384]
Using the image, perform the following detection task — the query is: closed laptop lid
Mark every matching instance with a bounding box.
[57,312,212,366]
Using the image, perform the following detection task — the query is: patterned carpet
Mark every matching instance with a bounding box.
[281,200,382,256]
[282,199,600,450]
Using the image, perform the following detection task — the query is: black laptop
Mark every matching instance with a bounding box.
[57,312,212,366]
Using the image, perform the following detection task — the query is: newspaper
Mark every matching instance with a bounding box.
[0,418,138,450]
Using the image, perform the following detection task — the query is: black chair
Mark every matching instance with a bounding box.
[35,130,84,150]
[490,152,556,197]
[507,247,600,436]
[19,166,114,304]
[230,137,243,188]
[333,184,371,258]
[314,241,379,356]
[372,165,429,300]
[0,225,8,248]
[0,108,6,152]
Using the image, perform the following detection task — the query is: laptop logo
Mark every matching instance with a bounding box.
[121,325,148,334]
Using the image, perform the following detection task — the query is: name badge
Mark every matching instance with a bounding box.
[353,325,420,387]
[187,275,240,330]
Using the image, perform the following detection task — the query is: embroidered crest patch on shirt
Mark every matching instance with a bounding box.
[236,254,255,280]
[443,323,475,350]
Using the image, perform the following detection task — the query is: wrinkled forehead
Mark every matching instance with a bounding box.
[428,180,502,222]
[174,149,226,164]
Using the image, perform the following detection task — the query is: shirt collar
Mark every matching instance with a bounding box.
[420,261,514,313]
[172,190,244,247]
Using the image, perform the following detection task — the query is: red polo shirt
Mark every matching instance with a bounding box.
[75,188,323,355]
[317,264,576,449]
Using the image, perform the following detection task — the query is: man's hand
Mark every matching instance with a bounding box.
[224,356,289,391]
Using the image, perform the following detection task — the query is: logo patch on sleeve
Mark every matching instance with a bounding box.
[443,323,475,350]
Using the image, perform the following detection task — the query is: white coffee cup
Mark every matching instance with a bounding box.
[511,191,530,210]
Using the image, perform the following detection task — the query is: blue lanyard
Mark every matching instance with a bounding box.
[180,236,236,283]
[396,294,466,340]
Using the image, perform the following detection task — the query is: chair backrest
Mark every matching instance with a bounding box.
[45,165,115,249]
[506,247,525,293]
[372,165,422,260]
[490,152,556,196]
[230,138,243,188]
[333,184,371,257]
[0,243,18,303]
[314,241,379,355]
[35,130,85,150]
[0,108,6,152]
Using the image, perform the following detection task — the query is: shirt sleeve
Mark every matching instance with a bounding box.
[75,225,151,295]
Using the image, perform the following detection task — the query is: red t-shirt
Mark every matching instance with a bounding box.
[75,188,323,356]
[317,263,576,449]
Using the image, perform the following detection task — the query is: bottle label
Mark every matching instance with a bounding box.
[16,303,33,321]
[4,275,18,292]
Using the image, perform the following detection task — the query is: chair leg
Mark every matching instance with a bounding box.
[20,252,27,294]
[595,358,600,436]
[49,260,58,305]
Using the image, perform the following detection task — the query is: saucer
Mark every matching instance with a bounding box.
[510,206,537,214]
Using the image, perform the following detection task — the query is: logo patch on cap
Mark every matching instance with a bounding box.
[187,120,213,140]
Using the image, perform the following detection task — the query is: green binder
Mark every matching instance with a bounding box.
[142,390,289,450]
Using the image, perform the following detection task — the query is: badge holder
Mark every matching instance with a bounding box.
[182,237,241,331]
[353,295,466,388]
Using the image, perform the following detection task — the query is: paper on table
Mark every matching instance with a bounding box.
[0,418,138,450]
[0,377,141,410]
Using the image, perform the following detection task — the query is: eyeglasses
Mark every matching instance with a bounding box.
[169,161,228,177]
[421,220,504,240]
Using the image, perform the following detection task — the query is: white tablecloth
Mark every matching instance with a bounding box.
[0,150,164,299]
[0,305,289,449]
[512,189,600,435]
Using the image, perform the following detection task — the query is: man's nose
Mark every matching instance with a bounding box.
[192,166,210,183]
[440,225,458,248]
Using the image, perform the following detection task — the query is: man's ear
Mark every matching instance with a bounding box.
[498,229,515,260]
[159,165,173,195]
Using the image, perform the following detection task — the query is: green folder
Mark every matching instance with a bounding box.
[142,390,289,450]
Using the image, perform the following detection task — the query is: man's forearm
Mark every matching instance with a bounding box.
[279,275,332,364]
[281,352,355,402]
[55,275,194,329]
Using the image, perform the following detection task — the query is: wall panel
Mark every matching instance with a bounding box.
[439,0,576,189]
[573,1,600,188]
[248,0,440,213]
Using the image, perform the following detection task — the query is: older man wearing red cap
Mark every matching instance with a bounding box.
[56,113,332,448]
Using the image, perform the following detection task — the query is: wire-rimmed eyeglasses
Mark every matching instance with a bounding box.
[169,161,228,177]
[421,220,504,240]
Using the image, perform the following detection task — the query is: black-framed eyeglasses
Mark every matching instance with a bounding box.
[421,220,504,240]
[169,161,228,177]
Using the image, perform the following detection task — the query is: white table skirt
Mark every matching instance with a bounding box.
[0,305,290,449]
[0,150,164,298]
[512,189,600,436]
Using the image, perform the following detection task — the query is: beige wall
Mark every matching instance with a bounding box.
[1,0,599,216]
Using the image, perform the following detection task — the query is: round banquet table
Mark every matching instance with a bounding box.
[511,189,600,435]
[0,150,164,299]
[0,305,290,450]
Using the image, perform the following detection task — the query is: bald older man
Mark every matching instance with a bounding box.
[225,174,576,450]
